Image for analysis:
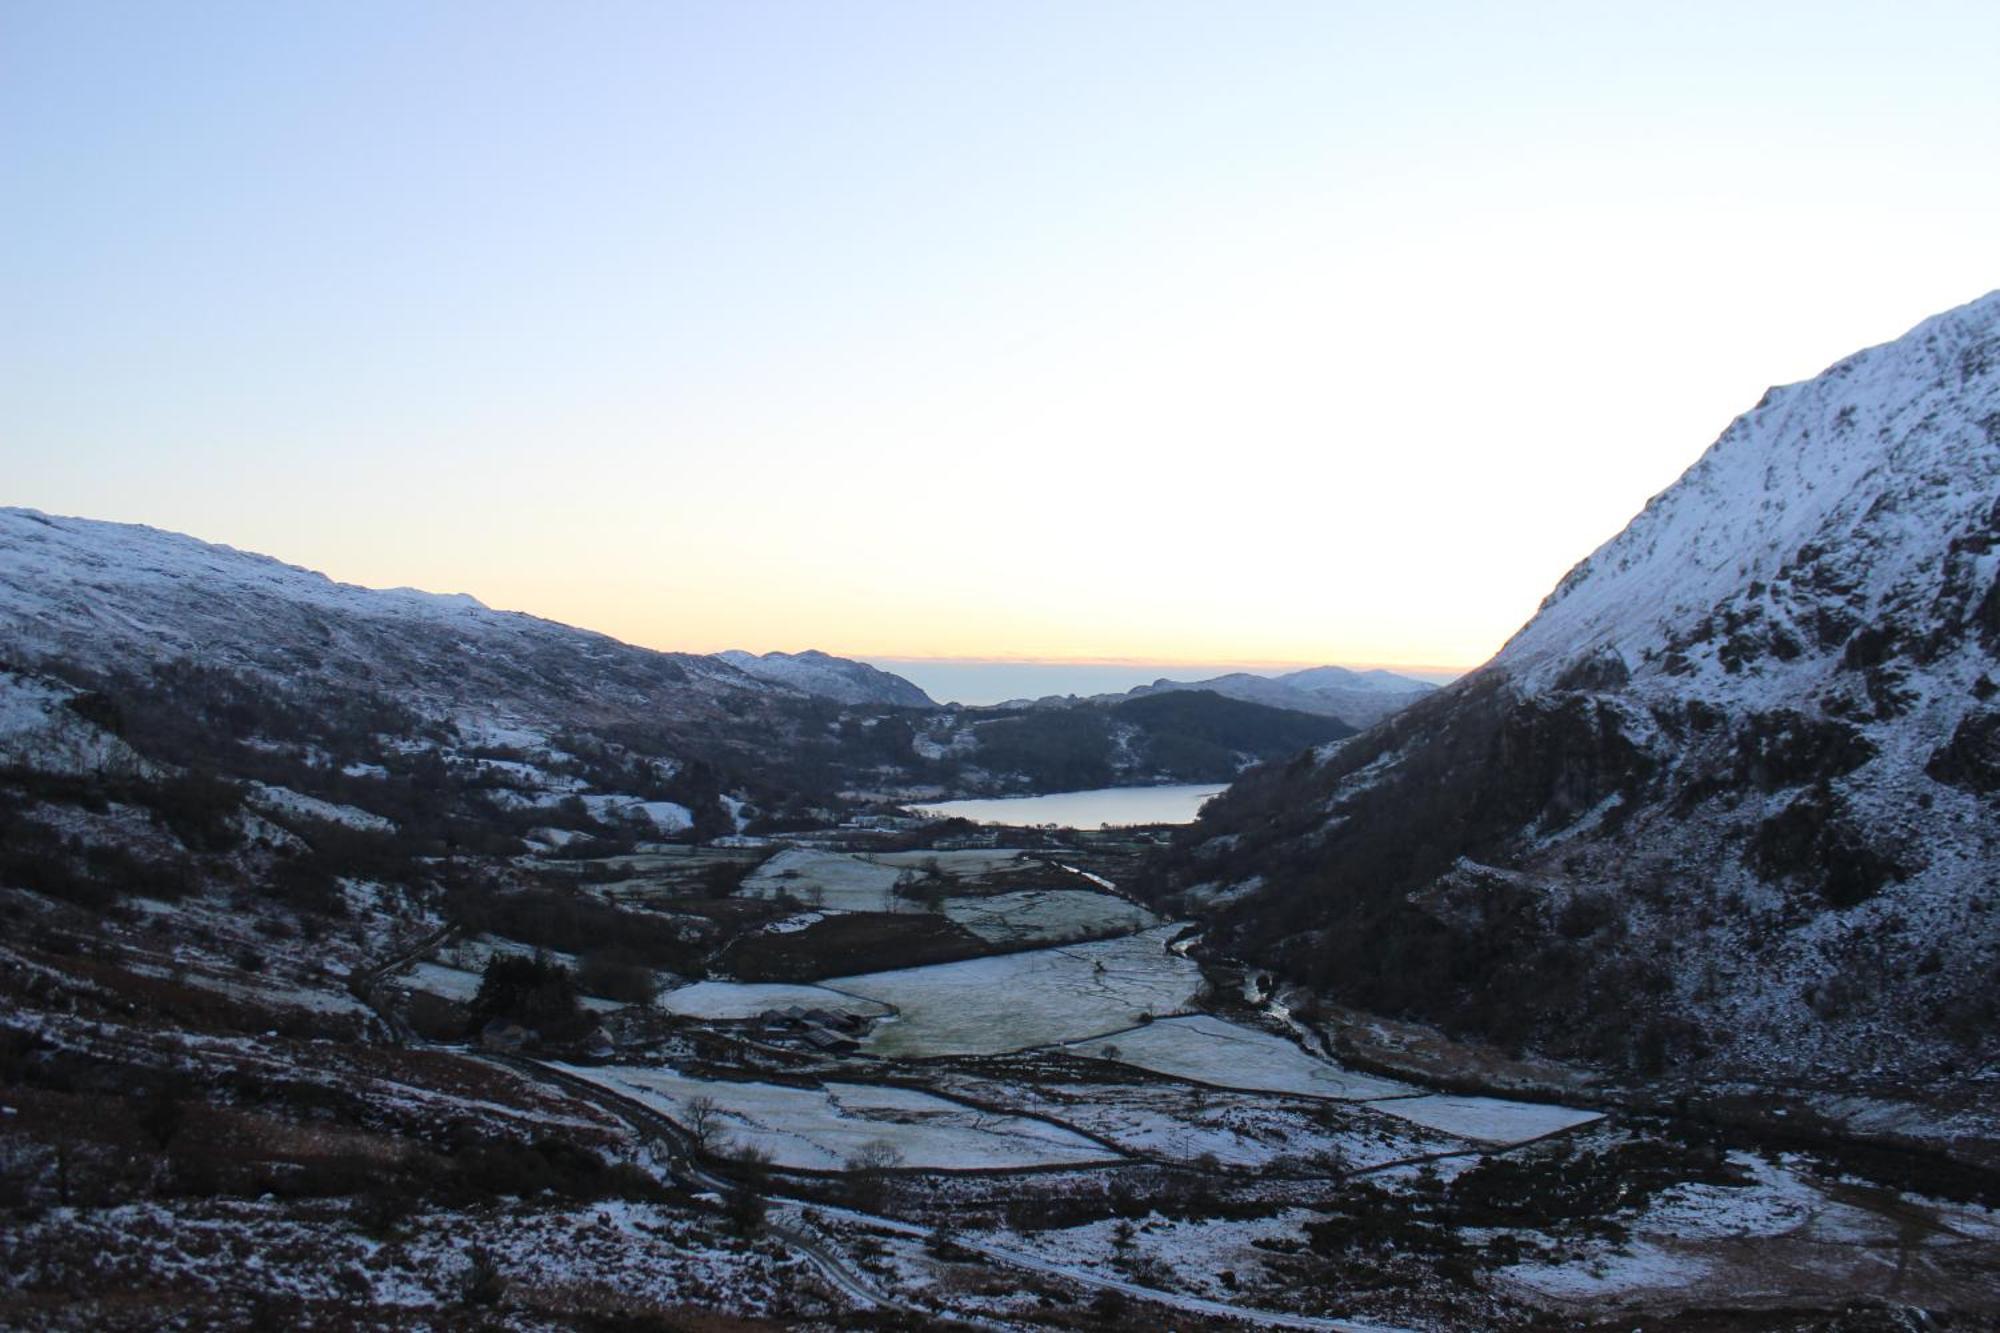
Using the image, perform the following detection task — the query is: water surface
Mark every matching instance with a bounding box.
[918,783,1226,828]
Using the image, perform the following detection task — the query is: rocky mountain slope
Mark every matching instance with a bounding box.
[715,648,933,708]
[0,507,780,733]
[1156,291,2000,1089]
[0,508,923,837]
[0,509,1359,823]
[1110,664,1436,728]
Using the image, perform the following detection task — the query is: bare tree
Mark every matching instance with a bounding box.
[682,1094,724,1155]
[843,1138,905,1211]
[845,1139,905,1173]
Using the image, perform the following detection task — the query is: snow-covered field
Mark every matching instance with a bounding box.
[935,1077,1465,1171]
[867,849,1039,875]
[655,980,891,1021]
[943,888,1156,945]
[1366,1094,1602,1145]
[1063,1014,1604,1146]
[735,848,1156,947]
[829,925,1203,1058]
[1069,1014,1412,1101]
[403,960,484,1002]
[738,848,910,911]
[558,1064,1119,1171]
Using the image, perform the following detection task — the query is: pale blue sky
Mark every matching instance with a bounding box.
[6,2,1997,668]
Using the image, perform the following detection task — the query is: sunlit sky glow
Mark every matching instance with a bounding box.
[5,2,1996,673]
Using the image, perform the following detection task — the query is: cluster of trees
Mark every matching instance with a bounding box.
[457,888,705,978]
[467,954,591,1041]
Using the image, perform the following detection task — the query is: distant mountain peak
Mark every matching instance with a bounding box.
[714,649,935,709]
[1107,664,1435,728]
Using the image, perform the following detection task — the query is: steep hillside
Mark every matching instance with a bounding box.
[1156,291,2000,1089]
[715,649,934,708]
[0,510,1360,825]
[0,508,776,733]
[0,509,930,835]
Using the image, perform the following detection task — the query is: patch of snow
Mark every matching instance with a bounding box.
[1070,1014,1413,1101]
[246,783,396,833]
[830,925,1204,1058]
[1364,1094,1602,1145]
[655,981,890,1021]
[557,1064,1117,1171]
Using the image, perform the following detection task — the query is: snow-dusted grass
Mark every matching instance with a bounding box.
[830,925,1202,1058]
[655,980,890,1021]
[733,847,1153,943]
[943,888,1156,945]
[1496,1149,2000,1306]
[141,963,374,1018]
[961,1208,1323,1308]
[439,935,584,973]
[2,1195,811,1323]
[1070,1014,1412,1101]
[403,960,628,1013]
[558,1064,1118,1171]
[1500,1236,1714,1300]
[1365,1094,1602,1145]
[403,961,483,1003]
[490,790,692,834]
[571,793,691,832]
[738,848,909,911]
[868,849,1037,875]
[0,667,149,776]
[949,1079,1461,1171]
[1064,1015,1604,1147]
[247,782,396,833]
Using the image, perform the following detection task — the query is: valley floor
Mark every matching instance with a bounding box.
[4,824,1998,1331]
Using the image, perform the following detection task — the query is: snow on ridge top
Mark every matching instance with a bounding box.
[0,507,492,622]
[1494,289,2000,683]
[0,506,800,732]
[715,648,935,708]
[1276,665,1435,696]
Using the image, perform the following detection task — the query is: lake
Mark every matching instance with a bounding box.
[917,783,1228,828]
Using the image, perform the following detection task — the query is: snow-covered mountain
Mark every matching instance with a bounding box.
[1111,664,1436,727]
[1162,291,2000,1088]
[0,508,919,834]
[714,649,933,709]
[0,509,1376,812]
[0,507,783,732]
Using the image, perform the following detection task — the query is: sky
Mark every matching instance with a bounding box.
[5,2,1997,675]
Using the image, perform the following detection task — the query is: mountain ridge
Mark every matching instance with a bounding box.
[1154,290,2000,1091]
[1102,663,1436,728]
[715,648,934,709]
[0,507,1361,810]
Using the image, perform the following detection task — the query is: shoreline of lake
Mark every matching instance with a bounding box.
[916,782,1228,829]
